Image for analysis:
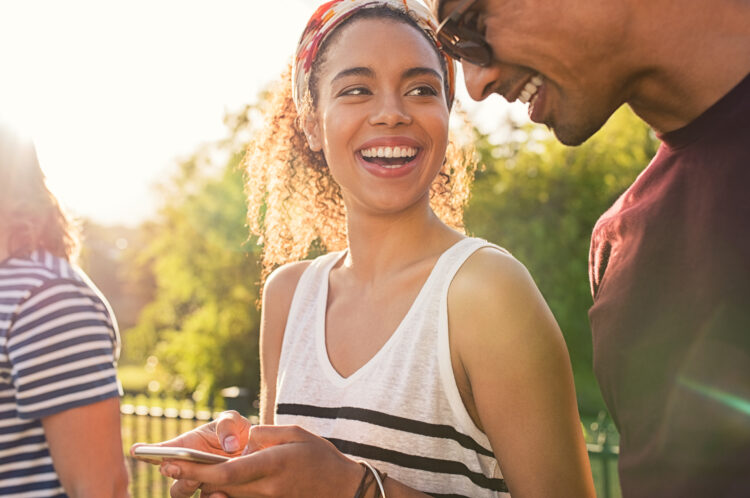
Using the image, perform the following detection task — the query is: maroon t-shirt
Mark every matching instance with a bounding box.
[589,73,750,497]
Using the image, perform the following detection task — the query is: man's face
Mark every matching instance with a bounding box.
[436,0,627,145]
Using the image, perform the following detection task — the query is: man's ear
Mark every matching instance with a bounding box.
[302,115,323,152]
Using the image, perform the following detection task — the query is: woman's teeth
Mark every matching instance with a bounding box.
[360,146,418,159]
[518,74,544,104]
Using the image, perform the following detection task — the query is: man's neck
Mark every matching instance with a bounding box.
[625,0,750,133]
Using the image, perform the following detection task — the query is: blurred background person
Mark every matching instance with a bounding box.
[0,121,129,497]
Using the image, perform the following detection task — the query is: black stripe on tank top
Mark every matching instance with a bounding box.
[326,437,508,493]
[276,403,494,457]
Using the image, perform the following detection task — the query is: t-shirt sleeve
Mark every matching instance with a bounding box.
[7,279,121,420]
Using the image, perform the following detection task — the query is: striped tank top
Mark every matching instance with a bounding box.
[275,237,510,497]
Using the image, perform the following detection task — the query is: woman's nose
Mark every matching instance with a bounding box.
[369,94,412,127]
[462,61,504,101]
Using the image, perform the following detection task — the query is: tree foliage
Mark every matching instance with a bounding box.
[122,134,262,403]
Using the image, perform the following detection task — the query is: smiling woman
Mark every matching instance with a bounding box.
[244,10,473,280]
[133,1,596,497]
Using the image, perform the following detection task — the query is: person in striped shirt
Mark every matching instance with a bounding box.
[0,123,129,497]
[134,1,595,497]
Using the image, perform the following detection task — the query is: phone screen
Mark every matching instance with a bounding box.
[133,446,230,464]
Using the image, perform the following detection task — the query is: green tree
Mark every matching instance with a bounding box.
[122,129,262,404]
[465,108,658,414]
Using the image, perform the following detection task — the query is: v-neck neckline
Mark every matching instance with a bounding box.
[315,238,470,386]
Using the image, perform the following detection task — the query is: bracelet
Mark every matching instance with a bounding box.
[353,463,374,498]
[358,460,387,498]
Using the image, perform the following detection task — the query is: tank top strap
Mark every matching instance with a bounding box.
[431,237,511,443]
[280,250,346,376]
[426,237,509,298]
[287,250,345,314]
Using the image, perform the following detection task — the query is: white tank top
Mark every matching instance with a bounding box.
[275,237,510,497]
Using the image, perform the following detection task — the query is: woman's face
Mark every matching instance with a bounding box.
[304,17,450,216]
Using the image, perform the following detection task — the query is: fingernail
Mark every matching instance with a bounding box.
[223,435,240,453]
[161,464,180,479]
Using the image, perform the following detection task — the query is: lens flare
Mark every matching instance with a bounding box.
[678,376,750,416]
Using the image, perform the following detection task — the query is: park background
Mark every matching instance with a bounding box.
[1,1,657,496]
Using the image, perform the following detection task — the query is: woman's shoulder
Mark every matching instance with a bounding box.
[1,250,108,307]
[452,243,533,298]
[5,252,119,350]
[448,243,555,341]
[264,260,314,298]
[2,250,80,283]
[264,250,344,298]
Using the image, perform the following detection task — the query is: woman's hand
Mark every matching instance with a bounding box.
[130,409,251,494]
[159,425,363,498]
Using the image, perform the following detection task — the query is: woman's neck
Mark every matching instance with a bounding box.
[341,200,462,284]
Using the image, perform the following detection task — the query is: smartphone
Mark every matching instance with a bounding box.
[133,446,230,464]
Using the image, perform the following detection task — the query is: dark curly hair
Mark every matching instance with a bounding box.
[244,7,476,281]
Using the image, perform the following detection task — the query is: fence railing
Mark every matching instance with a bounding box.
[121,400,216,497]
[122,392,620,498]
[584,411,621,498]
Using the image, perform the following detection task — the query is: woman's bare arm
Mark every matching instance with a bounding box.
[448,248,596,498]
[258,261,312,424]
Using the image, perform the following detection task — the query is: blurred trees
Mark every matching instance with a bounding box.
[119,98,657,415]
[120,121,262,404]
[79,222,153,332]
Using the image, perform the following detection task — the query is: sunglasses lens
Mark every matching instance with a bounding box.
[437,22,491,67]
[455,41,491,66]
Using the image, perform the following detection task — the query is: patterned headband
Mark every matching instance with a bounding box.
[292,0,456,112]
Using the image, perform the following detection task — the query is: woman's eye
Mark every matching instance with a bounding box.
[340,87,371,96]
[407,86,438,97]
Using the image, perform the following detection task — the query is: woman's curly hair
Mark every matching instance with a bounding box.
[244,10,476,282]
[0,124,80,261]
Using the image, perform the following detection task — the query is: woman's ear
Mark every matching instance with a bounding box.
[302,115,323,152]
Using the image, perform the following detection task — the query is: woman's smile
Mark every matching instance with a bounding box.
[356,136,423,177]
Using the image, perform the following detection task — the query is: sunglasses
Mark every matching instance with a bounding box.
[436,0,493,67]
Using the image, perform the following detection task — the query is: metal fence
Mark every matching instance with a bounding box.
[122,400,216,497]
[584,411,621,498]
[122,394,620,498]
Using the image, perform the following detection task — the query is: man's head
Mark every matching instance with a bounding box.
[434,0,631,145]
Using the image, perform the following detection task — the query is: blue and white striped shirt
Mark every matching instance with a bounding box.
[0,251,121,497]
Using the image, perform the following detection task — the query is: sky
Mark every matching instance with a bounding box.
[1,0,519,227]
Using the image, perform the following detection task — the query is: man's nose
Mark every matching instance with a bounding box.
[462,61,504,101]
